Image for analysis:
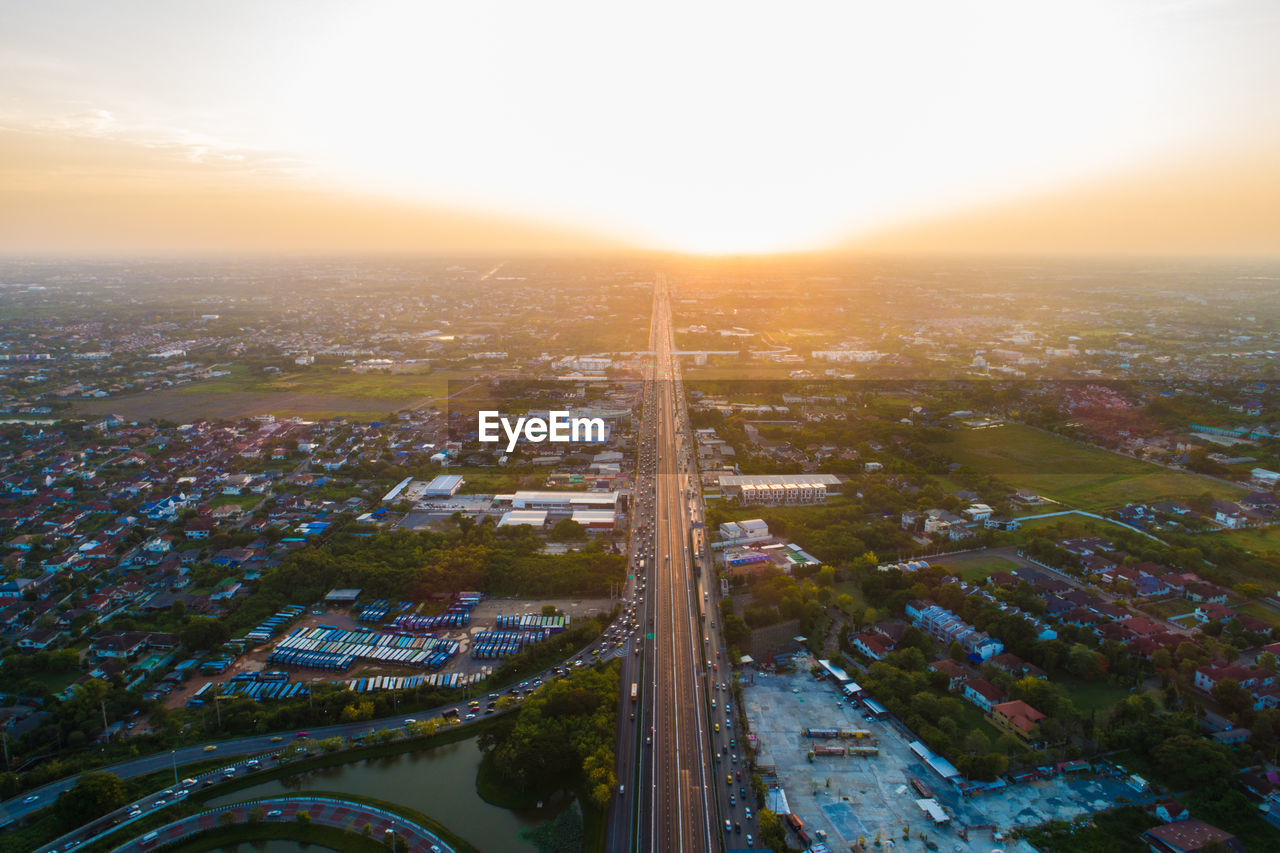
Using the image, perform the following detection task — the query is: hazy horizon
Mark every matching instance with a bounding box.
[2,0,1278,257]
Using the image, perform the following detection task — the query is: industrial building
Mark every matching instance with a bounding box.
[497,509,548,529]
[420,474,464,498]
[718,518,771,543]
[499,490,620,512]
[718,473,841,505]
[571,509,617,531]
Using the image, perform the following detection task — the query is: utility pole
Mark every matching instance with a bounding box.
[171,750,178,786]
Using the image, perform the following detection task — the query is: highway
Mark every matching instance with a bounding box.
[607,275,727,852]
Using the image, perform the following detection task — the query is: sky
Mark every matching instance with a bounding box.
[1,0,1278,256]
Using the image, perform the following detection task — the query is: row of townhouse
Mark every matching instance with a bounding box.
[905,601,1004,661]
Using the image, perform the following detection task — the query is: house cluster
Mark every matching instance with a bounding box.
[1111,490,1280,532]
[1192,643,1280,711]
[924,654,1052,746]
[1056,538,1267,629]
[901,501,1021,542]
[0,411,464,675]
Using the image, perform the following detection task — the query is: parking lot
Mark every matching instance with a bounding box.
[741,666,1141,852]
[165,598,616,710]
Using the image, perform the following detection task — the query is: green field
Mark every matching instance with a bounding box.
[173,366,459,401]
[930,552,1023,582]
[1212,527,1280,559]
[943,424,1244,511]
[1059,678,1145,714]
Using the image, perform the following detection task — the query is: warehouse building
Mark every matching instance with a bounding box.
[497,509,549,529]
[499,490,621,512]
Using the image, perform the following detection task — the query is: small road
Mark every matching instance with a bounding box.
[108,795,452,853]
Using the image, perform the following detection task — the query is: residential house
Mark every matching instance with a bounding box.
[928,659,967,690]
[1185,582,1228,605]
[989,700,1047,745]
[1193,602,1234,623]
[851,633,890,661]
[16,628,62,651]
[962,677,1006,712]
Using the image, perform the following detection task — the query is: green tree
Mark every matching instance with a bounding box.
[182,616,230,651]
[54,772,127,829]
[549,519,586,542]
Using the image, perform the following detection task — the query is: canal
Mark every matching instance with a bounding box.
[206,736,569,852]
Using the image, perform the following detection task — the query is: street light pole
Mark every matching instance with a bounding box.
[171,749,178,786]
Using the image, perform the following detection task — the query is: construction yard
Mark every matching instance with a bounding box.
[741,664,1143,852]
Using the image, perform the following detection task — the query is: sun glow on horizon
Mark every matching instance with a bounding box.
[1,0,1277,254]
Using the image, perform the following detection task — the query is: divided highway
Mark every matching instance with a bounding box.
[609,275,728,852]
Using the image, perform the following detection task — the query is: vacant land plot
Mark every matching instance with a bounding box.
[77,390,404,422]
[1056,678,1138,714]
[942,424,1243,511]
[75,368,478,422]
[1212,527,1280,559]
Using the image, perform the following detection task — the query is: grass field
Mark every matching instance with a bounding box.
[929,552,1022,582]
[1239,601,1280,628]
[942,424,1244,511]
[1211,527,1280,559]
[1140,598,1196,620]
[1058,678,1143,714]
[74,367,478,422]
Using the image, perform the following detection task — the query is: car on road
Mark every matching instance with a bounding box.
[203,744,218,751]
[267,809,283,817]
[403,718,417,725]
[294,731,310,739]
[270,735,284,742]
[22,795,39,803]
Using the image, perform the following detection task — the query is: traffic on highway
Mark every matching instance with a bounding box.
[607,276,755,852]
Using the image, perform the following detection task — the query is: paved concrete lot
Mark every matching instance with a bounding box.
[741,666,1139,851]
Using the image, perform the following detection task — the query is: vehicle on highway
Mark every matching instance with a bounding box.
[267,809,283,817]
[203,744,218,751]
[22,794,38,803]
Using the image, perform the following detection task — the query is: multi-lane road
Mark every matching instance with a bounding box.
[608,275,756,851]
